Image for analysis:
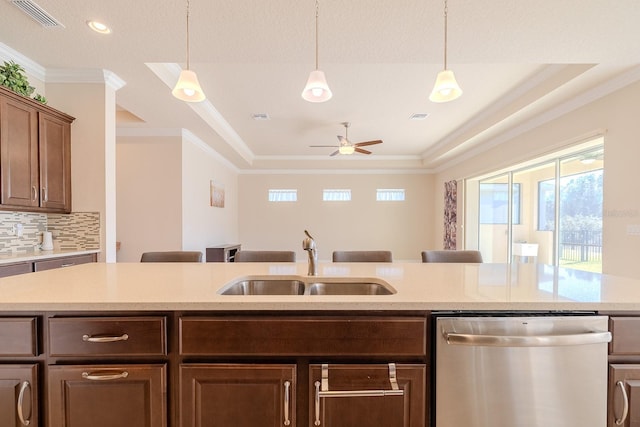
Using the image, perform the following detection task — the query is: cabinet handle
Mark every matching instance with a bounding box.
[283,380,291,426]
[82,333,129,343]
[60,263,76,268]
[314,381,321,426]
[615,380,629,425]
[31,186,38,202]
[317,363,404,398]
[42,187,48,202]
[17,381,31,426]
[82,371,129,381]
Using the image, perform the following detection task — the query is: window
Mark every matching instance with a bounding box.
[268,189,297,202]
[538,179,555,231]
[323,189,351,201]
[376,189,405,201]
[479,183,521,224]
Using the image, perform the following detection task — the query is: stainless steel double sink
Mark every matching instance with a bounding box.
[218,276,396,295]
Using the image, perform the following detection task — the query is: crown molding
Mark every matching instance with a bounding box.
[0,42,46,81]
[46,68,126,90]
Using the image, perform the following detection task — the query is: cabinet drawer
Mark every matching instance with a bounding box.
[34,253,96,272]
[180,316,427,357]
[0,317,38,356]
[0,262,32,278]
[610,317,640,355]
[48,316,166,357]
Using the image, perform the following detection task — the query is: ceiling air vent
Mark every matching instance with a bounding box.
[10,0,64,28]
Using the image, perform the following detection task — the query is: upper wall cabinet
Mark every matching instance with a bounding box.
[0,85,74,213]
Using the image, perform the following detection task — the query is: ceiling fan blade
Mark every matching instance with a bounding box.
[355,139,383,147]
[329,150,340,157]
[310,145,339,148]
[355,147,372,155]
[338,135,348,144]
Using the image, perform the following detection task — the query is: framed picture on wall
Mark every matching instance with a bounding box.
[210,180,225,208]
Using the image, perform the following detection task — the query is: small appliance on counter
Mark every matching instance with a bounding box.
[41,231,54,251]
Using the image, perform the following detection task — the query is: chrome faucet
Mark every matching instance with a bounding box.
[303,230,318,276]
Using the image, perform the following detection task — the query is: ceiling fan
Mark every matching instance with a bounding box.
[310,122,383,156]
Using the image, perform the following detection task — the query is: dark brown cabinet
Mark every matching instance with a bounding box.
[0,262,32,278]
[0,364,39,427]
[178,315,428,427]
[180,364,295,427]
[48,364,166,427]
[205,244,241,262]
[609,364,640,427]
[0,85,73,213]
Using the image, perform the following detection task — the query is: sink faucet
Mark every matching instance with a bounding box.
[303,230,318,276]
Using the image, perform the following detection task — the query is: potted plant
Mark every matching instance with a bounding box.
[0,60,47,104]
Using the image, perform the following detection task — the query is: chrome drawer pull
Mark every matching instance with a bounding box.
[616,380,629,425]
[31,186,38,202]
[82,371,129,381]
[60,263,75,267]
[17,381,31,426]
[314,381,321,426]
[42,187,48,202]
[313,363,404,426]
[283,381,291,426]
[82,333,129,343]
[317,363,405,398]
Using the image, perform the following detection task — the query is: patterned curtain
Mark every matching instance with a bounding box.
[444,180,457,250]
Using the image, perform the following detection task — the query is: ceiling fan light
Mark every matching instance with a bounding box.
[172,69,206,102]
[302,70,332,103]
[429,70,462,103]
[338,144,355,155]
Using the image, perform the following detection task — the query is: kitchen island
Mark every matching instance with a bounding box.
[0,261,639,311]
[0,262,638,427]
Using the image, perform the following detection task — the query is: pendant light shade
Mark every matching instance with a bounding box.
[430,0,462,103]
[173,69,206,102]
[302,0,332,103]
[302,70,332,102]
[173,0,206,102]
[429,69,462,102]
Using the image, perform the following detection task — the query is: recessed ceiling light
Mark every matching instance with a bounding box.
[87,20,111,34]
[409,113,430,121]
[251,113,270,120]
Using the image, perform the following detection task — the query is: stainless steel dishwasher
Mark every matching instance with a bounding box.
[435,314,611,427]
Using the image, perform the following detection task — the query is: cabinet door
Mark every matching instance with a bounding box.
[38,112,71,212]
[180,364,296,427]
[33,253,97,272]
[0,262,32,278]
[309,364,426,427]
[609,364,640,427]
[0,364,39,427]
[0,95,39,208]
[48,364,166,427]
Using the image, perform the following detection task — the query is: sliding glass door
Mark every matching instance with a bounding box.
[465,140,603,271]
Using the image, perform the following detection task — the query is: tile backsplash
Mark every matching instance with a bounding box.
[0,211,100,254]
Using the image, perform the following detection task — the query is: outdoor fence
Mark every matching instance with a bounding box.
[559,230,602,262]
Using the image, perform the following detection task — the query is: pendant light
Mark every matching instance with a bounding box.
[429,0,462,103]
[301,0,332,103]
[172,0,206,102]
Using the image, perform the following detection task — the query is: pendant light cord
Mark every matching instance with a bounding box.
[314,0,319,70]
[443,0,448,70]
[186,0,191,70]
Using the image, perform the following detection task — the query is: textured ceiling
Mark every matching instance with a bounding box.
[1,0,639,171]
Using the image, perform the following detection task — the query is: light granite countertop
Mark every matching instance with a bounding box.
[1,261,640,312]
[0,249,100,265]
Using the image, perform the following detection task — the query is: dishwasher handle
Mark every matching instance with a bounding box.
[444,330,611,347]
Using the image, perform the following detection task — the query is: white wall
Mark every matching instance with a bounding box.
[116,136,182,262]
[435,80,640,279]
[181,137,239,254]
[116,134,240,262]
[238,173,434,262]
[45,82,115,262]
